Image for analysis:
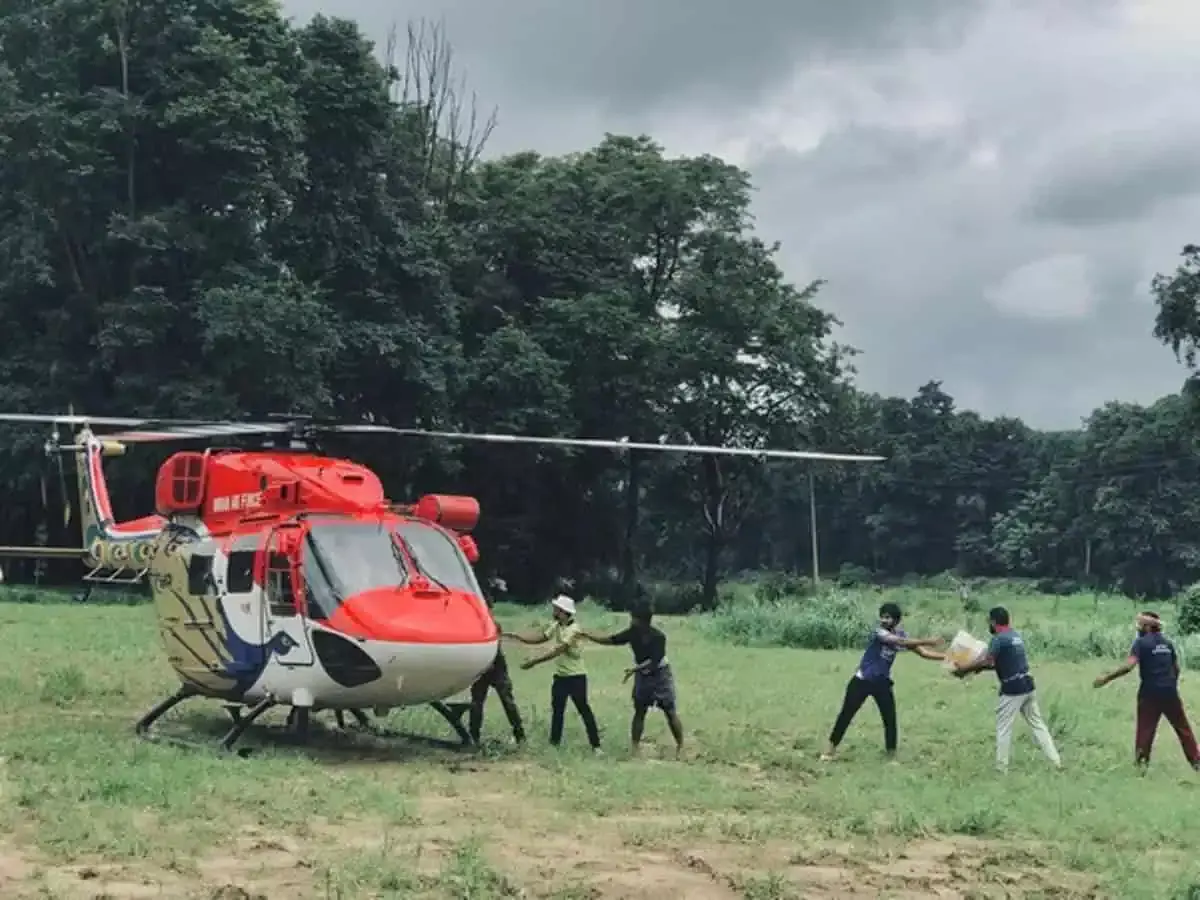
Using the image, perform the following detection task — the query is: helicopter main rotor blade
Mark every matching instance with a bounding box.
[333,425,885,463]
[101,423,291,443]
[0,413,151,427]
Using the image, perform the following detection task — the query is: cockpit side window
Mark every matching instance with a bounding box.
[266,552,296,617]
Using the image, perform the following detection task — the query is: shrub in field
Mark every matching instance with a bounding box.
[1178,583,1200,635]
[836,563,874,588]
[643,582,715,614]
[703,591,883,650]
[753,571,814,603]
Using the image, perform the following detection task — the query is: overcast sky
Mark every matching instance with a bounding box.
[282,0,1199,429]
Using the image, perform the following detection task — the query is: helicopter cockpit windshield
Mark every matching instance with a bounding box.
[303,521,409,620]
[394,521,482,595]
[301,518,483,620]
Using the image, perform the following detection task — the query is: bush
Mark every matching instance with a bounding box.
[753,571,814,603]
[702,591,886,650]
[582,578,730,615]
[1178,583,1200,635]
[1035,577,1084,596]
[642,582,714,615]
[836,564,874,588]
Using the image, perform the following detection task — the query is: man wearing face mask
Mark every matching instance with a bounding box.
[1093,611,1200,771]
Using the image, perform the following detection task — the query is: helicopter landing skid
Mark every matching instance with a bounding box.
[281,702,472,748]
[134,684,199,738]
[135,686,275,757]
[430,701,472,746]
[218,697,275,753]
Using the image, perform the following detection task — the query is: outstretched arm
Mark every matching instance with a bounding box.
[580,631,619,645]
[954,653,994,677]
[1094,655,1137,688]
[522,643,568,669]
[522,624,583,669]
[501,629,548,646]
[913,646,945,661]
[877,631,943,651]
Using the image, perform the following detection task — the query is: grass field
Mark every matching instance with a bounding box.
[1,587,1199,899]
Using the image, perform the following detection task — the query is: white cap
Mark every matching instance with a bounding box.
[551,594,576,616]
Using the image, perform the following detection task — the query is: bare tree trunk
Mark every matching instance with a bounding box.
[383,17,497,207]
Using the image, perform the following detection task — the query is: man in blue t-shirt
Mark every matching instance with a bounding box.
[953,606,1062,772]
[1093,611,1200,770]
[820,602,944,762]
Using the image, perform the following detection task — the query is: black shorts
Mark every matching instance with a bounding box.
[632,665,677,711]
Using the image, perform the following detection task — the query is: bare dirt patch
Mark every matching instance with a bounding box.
[0,789,1102,899]
[667,835,1102,899]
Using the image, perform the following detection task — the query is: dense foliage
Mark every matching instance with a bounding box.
[3,1,1200,607]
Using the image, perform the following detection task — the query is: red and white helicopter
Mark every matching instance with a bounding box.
[0,412,882,753]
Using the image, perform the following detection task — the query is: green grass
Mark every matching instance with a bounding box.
[1,588,1199,898]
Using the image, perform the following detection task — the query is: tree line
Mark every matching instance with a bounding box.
[2,0,1200,605]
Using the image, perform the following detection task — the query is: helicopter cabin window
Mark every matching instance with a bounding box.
[186,553,214,595]
[226,551,255,593]
[266,552,297,617]
[302,521,409,619]
[394,522,482,594]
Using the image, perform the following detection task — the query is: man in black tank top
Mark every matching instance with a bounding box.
[1094,611,1200,771]
[584,602,685,758]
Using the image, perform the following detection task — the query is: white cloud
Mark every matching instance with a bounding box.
[985,255,1095,320]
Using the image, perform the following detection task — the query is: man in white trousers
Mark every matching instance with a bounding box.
[953,606,1062,772]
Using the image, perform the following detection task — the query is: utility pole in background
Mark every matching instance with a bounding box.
[809,470,820,590]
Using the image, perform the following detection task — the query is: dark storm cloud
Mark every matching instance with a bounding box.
[1025,114,1200,227]
[282,0,1200,427]
[285,0,988,114]
[417,0,990,114]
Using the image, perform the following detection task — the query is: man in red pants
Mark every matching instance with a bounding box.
[1093,611,1200,772]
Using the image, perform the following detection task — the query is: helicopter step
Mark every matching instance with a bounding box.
[83,563,147,585]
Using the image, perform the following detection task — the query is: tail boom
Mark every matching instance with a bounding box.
[76,429,164,571]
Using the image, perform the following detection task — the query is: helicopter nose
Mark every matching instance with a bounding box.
[325,587,497,645]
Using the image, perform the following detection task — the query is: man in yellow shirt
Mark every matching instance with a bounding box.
[504,594,602,752]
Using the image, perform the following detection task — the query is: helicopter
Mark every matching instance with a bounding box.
[0,411,884,754]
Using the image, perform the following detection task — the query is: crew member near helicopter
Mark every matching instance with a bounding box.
[504,594,602,753]
[469,578,526,746]
[582,599,684,759]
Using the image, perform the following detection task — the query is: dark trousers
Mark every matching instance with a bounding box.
[468,651,525,743]
[1135,690,1199,766]
[829,676,897,752]
[550,674,601,748]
